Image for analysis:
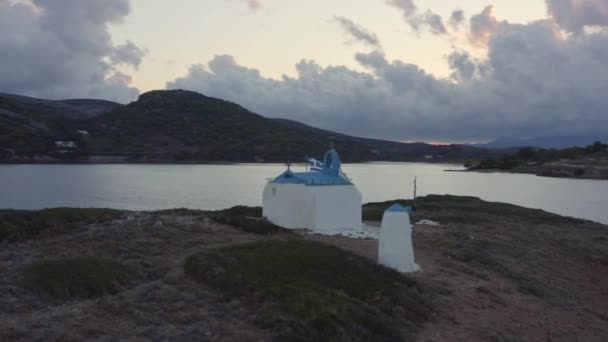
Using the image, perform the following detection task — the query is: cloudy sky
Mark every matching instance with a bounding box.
[1,0,607,142]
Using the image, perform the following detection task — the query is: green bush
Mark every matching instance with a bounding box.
[208,206,289,235]
[362,195,584,225]
[212,205,262,218]
[184,239,430,341]
[22,257,129,298]
[153,208,206,216]
[0,208,122,242]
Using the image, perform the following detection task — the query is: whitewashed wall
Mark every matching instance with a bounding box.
[263,183,362,232]
[262,183,312,229]
[308,185,362,233]
[378,211,419,273]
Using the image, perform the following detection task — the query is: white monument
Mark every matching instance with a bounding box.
[262,147,362,233]
[378,203,420,273]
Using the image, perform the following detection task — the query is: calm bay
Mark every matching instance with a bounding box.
[1,163,607,224]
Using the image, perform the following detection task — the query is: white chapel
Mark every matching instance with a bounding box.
[262,147,362,233]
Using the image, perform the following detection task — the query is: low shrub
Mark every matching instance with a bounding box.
[213,205,262,218]
[362,195,585,225]
[22,256,129,298]
[153,208,206,216]
[0,208,122,242]
[208,206,289,235]
[184,239,431,341]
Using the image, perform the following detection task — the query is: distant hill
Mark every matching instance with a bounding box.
[1,90,487,163]
[473,135,608,149]
[469,141,608,179]
[0,93,123,157]
[0,93,121,120]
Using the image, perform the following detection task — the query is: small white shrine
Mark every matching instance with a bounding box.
[378,203,420,273]
[262,148,362,233]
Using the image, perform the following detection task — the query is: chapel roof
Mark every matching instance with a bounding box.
[270,147,353,186]
[270,170,352,186]
[385,203,414,213]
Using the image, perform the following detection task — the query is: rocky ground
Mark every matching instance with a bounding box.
[1,196,607,341]
[1,212,272,341]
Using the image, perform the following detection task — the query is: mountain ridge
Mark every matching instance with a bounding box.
[471,135,608,149]
[0,89,487,163]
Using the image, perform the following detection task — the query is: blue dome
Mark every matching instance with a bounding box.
[270,148,351,186]
[385,203,413,213]
[322,148,341,175]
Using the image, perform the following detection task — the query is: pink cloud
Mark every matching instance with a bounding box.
[246,0,262,11]
[469,5,506,48]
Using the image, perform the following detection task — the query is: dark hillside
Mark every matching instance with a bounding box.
[1,89,487,163]
[87,90,346,162]
[0,93,122,157]
[86,90,486,162]
[0,93,121,120]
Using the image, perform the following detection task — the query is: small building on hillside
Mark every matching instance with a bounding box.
[55,141,77,149]
[55,141,77,153]
[262,148,362,233]
[378,203,420,273]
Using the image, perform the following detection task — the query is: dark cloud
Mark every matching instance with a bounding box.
[167,17,608,142]
[110,41,147,69]
[422,11,448,35]
[546,0,608,33]
[0,0,143,103]
[385,0,447,35]
[333,16,382,49]
[449,10,465,30]
[447,50,477,82]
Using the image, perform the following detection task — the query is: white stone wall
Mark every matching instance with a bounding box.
[308,185,362,233]
[262,183,362,233]
[378,211,420,273]
[262,183,313,229]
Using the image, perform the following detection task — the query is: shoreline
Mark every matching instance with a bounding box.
[449,167,608,180]
[0,160,464,166]
[0,153,469,166]
[1,199,605,227]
